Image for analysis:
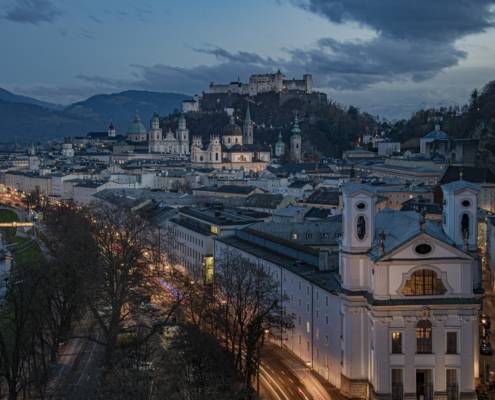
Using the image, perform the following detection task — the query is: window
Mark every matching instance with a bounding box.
[446,332,458,354]
[461,213,470,239]
[356,202,366,210]
[402,269,447,296]
[391,331,402,354]
[357,216,366,240]
[391,369,403,400]
[461,199,470,207]
[416,320,433,354]
[446,369,458,400]
[415,243,432,255]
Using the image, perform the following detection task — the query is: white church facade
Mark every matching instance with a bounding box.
[214,180,481,400]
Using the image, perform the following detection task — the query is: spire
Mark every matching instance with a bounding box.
[244,103,251,124]
[291,112,301,135]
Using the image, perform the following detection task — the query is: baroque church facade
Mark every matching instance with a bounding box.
[191,107,271,172]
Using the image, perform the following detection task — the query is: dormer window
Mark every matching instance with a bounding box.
[356,216,366,240]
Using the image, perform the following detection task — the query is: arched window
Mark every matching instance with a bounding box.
[356,215,366,240]
[215,153,219,161]
[416,320,432,354]
[461,213,470,240]
[402,269,446,296]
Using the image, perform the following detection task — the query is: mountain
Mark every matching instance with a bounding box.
[0,87,62,110]
[64,90,190,133]
[0,90,189,141]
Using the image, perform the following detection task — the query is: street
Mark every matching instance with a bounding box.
[47,317,103,400]
[260,342,342,400]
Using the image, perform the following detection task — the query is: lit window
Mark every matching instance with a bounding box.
[391,331,402,354]
[416,320,432,354]
[402,269,446,296]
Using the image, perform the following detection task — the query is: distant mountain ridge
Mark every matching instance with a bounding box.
[0,87,62,110]
[0,89,189,142]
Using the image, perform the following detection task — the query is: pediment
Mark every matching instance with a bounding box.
[379,232,471,262]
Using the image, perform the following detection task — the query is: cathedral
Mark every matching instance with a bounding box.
[191,106,271,172]
[148,113,190,156]
[125,113,190,158]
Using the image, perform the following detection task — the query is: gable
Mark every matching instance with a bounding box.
[379,232,471,262]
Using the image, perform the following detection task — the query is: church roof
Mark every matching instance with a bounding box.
[223,115,242,136]
[127,114,147,135]
[423,124,449,140]
[369,209,455,260]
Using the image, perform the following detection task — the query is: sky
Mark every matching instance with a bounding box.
[1,0,495,118]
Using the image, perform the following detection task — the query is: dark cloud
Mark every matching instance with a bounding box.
[285,0,495,89]
[3,0,62,24]
[295,0,495,41]
[76,1,495,95]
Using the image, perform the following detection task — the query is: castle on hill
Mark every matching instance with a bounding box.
[208,70,313,96]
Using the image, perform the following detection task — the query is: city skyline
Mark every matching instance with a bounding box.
[1,0,495,118]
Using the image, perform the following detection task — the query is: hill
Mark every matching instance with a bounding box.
[162,91,378,158]
[388,79,495,163]
[65,90,190,133]
[0,87,61,110]
[0,90,189,142]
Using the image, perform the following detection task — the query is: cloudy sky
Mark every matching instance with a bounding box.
[1,0,495,118]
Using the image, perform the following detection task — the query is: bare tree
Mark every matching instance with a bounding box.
[188,250,294,396]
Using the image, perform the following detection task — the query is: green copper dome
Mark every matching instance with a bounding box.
[127,114,147,135]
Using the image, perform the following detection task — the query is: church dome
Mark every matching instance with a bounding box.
[127,114,147,135]
[222,115,242,136]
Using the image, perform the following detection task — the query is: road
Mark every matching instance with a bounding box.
[47,318,103,400]
[259,342,342,400]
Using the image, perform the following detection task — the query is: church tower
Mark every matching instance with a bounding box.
[148,112,163,153]
[441,180,479,251]
[341,183,377,291]
[107,121,116,137]
[243,104,254,145]
[274,130,285,158]
[177,114,190,155]
[290,113,302,163]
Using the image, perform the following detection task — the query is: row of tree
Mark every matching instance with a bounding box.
[1,198,289,399]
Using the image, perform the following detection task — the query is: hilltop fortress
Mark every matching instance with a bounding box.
[182,71,320,113]
[208,70,313,96]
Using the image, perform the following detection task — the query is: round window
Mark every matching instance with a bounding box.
[415,244,432,255]
[356,202,366,210]
[461,200,471,207]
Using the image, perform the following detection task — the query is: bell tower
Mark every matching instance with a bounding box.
[290,113,302,163]
[441,180,479,251]
[177,114,190,155]
[243,103,254,145]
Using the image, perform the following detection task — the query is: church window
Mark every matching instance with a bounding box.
[462,199,471,207]
[402,269,446,296]
[356,216,366,240]
[415,243,432,255]
[461,213,470,240]
[215,153,219,161]
[416,320,432,354]
[356,202,366,210]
